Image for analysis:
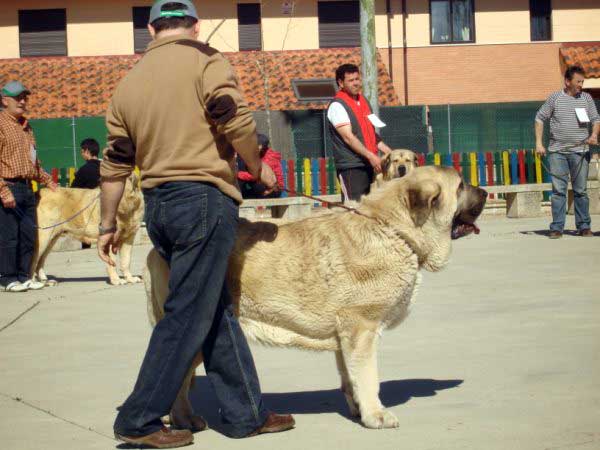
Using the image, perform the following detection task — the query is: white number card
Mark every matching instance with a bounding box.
[575,108,590,123]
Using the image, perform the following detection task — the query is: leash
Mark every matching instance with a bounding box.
[539,139,590,181]
[279,187,377,220]
[12,192,101,230]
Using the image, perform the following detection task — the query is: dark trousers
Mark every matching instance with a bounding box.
[0,182,36,285]
[337,166,374,202]
[114,181,268,438]
[240,181,281,199]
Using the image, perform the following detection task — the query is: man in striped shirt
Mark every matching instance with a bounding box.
[0,81,57,292]
[535,65,600,239]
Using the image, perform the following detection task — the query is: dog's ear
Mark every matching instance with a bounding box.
[413,154,419,167]
[381,153,392,176]
[405,180,441,227]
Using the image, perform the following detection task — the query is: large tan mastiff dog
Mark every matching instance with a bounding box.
[145,166,486,430]
[33,173,144,285]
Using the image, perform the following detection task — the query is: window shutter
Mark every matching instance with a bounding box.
[318,1,360,48]
[133,7,152,54]
[19,9,67,57]
[238,4,262,51]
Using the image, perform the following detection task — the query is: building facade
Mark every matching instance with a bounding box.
[0,0,598,106]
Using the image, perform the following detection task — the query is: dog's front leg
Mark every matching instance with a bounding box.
[336,313,399,429]
[170,352,207,432]
[335,350,360,417]
[119,240,141,284]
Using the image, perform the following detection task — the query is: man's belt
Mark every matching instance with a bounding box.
[4,178,30,185]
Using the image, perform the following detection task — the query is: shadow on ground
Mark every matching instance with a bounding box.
[519,229,599,237]
[182,377,463,437]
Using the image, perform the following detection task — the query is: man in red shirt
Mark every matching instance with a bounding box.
[237,134,283,198]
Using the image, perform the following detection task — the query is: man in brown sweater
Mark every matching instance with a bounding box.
[97,2,291,448]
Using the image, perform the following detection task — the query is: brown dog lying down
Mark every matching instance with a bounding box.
[371,149,419,190]
[33,173,144,286]
[145,166,486,430]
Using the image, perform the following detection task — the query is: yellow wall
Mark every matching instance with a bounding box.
[552,0,600,42]
[475,0,531,45]
[0,8,19,59]
[0,0,599,59]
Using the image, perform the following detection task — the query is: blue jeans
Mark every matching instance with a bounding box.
[114,182,268,438]
[548,152,591,232]
[0,181,36,285]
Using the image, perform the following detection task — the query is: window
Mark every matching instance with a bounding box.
[430,0,475,44]
[318,1,360,48]
[530,0,552,41]
[238,4,262,51]
[291,79,338,102]
[133,7,152,54]
[19,9,67,57]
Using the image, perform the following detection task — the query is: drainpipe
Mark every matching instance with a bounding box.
[402,0,408,105]
[386,0,393,82]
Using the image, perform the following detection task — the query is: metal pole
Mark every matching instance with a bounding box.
[360,0,378,117]
[71,117,77,166]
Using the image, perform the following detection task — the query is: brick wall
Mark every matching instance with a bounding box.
[382,42,564,105]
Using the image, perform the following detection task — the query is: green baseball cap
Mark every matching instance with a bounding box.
[1,81,31,97]
[149,0,199,23]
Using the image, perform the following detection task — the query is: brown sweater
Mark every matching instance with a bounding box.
[100,34,259,203]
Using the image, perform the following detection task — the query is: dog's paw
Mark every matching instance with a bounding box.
[125,276,142,284]
[109,277,127,286]
[361,409,399,429]
[170,414,208,433]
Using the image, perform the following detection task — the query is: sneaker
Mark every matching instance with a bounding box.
[22,279,45,290]
[548,231,562,239]
[4,281,29,292]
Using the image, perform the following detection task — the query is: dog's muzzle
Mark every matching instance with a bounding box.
[397,166,407,177]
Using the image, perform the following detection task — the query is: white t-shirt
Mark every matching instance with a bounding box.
[327,101,362,128]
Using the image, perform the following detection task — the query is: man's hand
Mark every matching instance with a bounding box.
[367,153,382,173]
[586,135,599,146]
[1,192,16,209]
[535,143,547,157]
[258,163,278,196]
[47,181,58,192]
[97,230,121,267]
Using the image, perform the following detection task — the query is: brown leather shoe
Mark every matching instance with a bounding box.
[580,229,593,237]
[548,231,562,239]
[247,412,295,437]
[115,426,193,449]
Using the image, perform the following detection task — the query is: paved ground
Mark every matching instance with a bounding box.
[1,215,599,450]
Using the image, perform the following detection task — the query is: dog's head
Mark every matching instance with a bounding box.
[381,149,419,181]
[362,165,487,271]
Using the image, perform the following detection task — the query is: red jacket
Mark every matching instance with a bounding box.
[237,148,284,188]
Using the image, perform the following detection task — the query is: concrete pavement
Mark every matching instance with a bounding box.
[1,214,599,450]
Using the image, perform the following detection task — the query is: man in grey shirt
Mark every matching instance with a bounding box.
[535,65,600,238]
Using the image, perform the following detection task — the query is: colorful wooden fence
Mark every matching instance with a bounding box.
[275,150,552,197]
[40,149,559,196]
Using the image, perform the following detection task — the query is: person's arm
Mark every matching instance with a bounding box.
[0,133,15,208]
[98,100,135,265]
[336,125,381,173]
[201,54,276,192]
[377,140,392,155]
[534,94,555,156]
[535,121,546,156]
[586,94,600,145]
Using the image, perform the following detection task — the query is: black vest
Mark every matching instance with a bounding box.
[327,97,375,171]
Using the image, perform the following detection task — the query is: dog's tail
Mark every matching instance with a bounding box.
[145,248,169,328]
